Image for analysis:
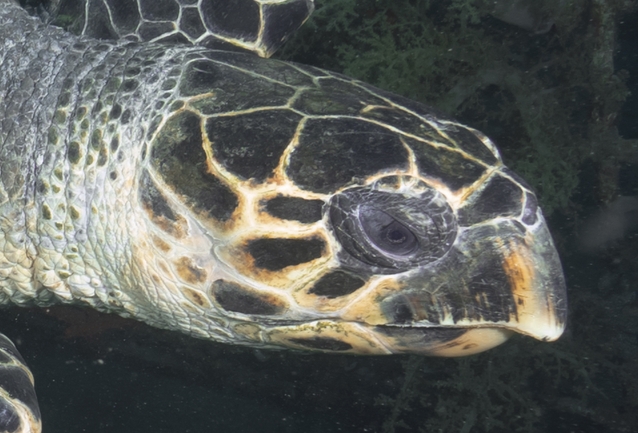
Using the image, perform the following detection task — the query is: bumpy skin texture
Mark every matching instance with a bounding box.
[0,0,567,430]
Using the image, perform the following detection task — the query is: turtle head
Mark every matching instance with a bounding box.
[131,53,566,356]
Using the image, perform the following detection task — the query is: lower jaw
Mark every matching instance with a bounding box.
[373,326,513,356]
[262,320,513,356]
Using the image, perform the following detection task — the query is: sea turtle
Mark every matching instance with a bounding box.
[0,0,567,431]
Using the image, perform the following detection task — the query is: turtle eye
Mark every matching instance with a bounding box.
[359,207,418,256]
[327,177,458,274]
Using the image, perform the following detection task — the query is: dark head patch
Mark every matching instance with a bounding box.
[151,110,238,221]
[211,279,287,315]
[381,294,420,324]
[286,118,409,193]
[293,77,386,116]
[246,237,325,271]
[183,60,296,114]
[180,60,221,96]
[261,1,314,55]
[200,0,260,42]
[405,137,487,191]
[458,174,524,226]
[443,124,498,165]
[308,269,366,298]
[139,0,179,21]
[262,196,324,223]
[389,225,519,325]
[206,110,302,182]
[179,8,207,40]
[361,106,453,144]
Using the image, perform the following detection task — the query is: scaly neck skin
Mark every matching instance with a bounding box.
[0,2,79,306]
[0,2,178,317]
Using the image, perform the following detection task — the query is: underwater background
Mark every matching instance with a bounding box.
[3,0,638,431]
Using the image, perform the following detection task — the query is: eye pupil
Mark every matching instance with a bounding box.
[386,227,407,244]
[356,206,418,255]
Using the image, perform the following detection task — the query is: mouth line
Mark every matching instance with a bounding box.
[258,317,511,333]
[373,322,504,329]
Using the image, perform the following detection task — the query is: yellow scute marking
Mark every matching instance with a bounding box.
[340,278,404,325]
[502,241,535,320]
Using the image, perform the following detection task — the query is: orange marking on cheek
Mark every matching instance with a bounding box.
[146,211,188,238]
[502,243,535,315]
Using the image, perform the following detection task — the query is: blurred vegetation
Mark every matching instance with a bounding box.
[277,0,637,216]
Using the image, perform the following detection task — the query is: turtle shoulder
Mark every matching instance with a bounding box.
[50,0,314,57]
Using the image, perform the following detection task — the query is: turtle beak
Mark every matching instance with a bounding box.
[367,215,566,351]
[334,212,567,356]
[493,220,567,341]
